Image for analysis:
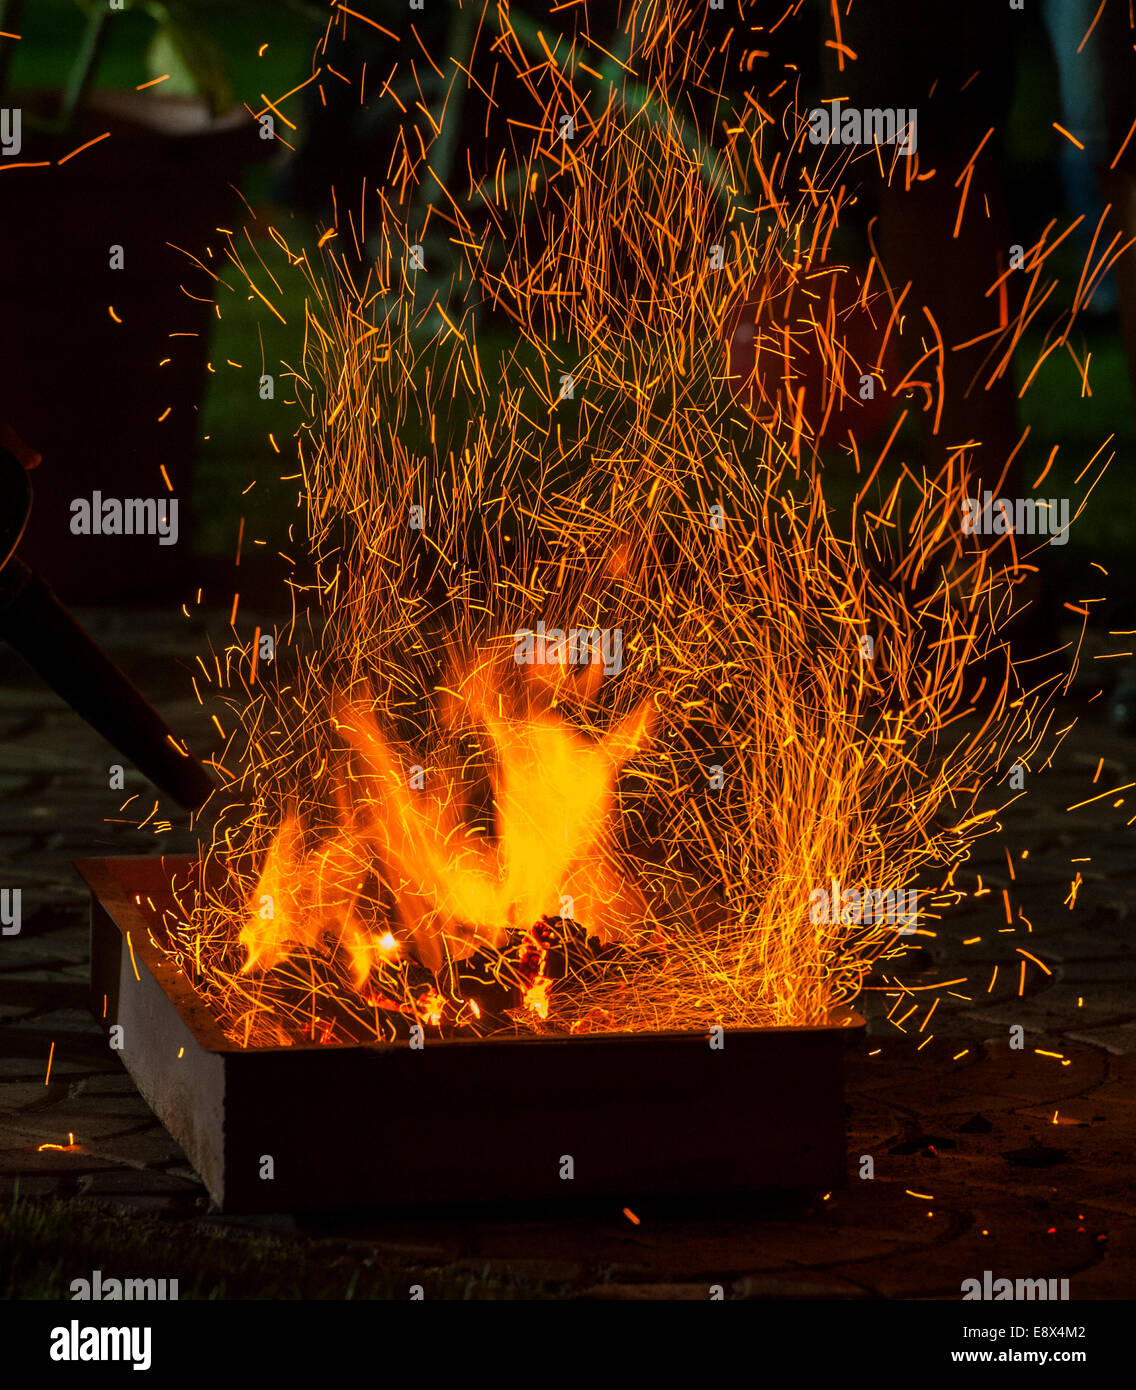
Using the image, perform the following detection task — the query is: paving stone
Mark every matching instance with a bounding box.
[77,1127,189,1168]
[1067,1024,1136,1055]
[0,1003,36,1022]
[0,1055,98,1080]
[67,1074,147,1097]
[75,1168,203,1197]
[14,1100,159,1136]
[165,1163,203,1182]
[7,1009,103,1034]
[0,1080,71,1111]
[0,937,88,970]
[0,1146,126,1177]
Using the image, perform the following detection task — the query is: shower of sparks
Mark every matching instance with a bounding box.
[150,0,1117,1047]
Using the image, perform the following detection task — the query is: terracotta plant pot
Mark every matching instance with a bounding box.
[0,90,267,603]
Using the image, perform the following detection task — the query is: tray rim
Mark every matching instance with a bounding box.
[79,854,866,1058]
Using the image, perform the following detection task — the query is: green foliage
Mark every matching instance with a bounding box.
[60,0,325,119]
[145,6,233,117]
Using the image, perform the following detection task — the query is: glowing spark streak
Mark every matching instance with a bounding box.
[1052,122,1084,150]
[1016,949,1051,976]
[1031,446,1059,489]
[1077,0,1107,52]
[246,277,288,326]
[437,304,467,342]
[333,4,399,40]
[57,131,110,165]
[255,68,324,122]
[1110,115,1136,169]
[1067,781,1136,811]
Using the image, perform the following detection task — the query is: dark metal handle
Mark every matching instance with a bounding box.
[0,556,215,811]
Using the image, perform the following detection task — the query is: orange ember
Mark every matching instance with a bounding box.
[155,0,1103,1048]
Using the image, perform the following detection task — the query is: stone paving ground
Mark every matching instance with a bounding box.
[0,609,1133,1299]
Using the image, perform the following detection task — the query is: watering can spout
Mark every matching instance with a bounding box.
[0,442,215,812]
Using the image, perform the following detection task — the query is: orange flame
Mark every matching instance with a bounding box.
[241,662,654,983]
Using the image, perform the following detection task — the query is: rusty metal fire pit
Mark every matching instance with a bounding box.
[80,856,863,1213]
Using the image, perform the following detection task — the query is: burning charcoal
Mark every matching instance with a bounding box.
[515,914,623,986]
[436,915,627,1035]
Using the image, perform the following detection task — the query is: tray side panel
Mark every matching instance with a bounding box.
[90,895,228,1206]
[219,1031,849,1211]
